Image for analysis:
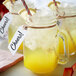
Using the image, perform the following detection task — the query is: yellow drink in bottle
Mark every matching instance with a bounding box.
[59,30,76,54]
[3,0,25,52]
[59,20,76,55]
[8,8,36,51]
[48,1,76,55]
[58,5,76,55]
[21,7,69,73]
[8,14,25,52]
[22,8,59,73]
[24,47,58,74]
[23,27,58,74]
[3,0,36,52]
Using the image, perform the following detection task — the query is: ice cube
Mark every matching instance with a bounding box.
[34,0,52,9]
[28,7,57,26]
[24,26,58,50]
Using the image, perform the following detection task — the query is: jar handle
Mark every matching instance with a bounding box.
[58,32,69,64]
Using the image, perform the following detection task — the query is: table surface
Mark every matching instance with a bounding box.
[0,40,76,76]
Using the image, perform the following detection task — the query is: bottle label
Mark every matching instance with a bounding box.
[0,12,12,38]
[8,26,27,55]
[57,19,62,27]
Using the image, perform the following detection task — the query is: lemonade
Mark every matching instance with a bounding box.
[8,14,25,52]
[3,0,23,52]
[48,1,76,55]
[59,18,76,55]
[24,46,58,74]
[23,27,58,74]
[58,3,76,55]
[3,0,26,52]
[3,0,36,52]
[23,8,68,74]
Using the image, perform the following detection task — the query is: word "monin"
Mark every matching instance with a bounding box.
[10,31,24,50]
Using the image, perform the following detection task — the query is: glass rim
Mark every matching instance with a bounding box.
[23,14,76,29]
[10,12,76,29]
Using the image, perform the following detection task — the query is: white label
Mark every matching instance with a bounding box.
[57,19,62,27]
[8,26,27,55]
[0,12,12,38]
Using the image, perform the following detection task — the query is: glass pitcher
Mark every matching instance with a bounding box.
[22,8,69,74]
[58,2,76,55]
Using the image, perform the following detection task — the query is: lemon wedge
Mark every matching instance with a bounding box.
[48,1,60,10]
[3,0,15,10]
[18,8,36,21]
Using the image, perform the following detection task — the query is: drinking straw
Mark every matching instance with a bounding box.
[53,0,76,19]
[53,0,59,14]
[21,0,32,16]
[53,0,58,8]
[10,0,14,5]
[10,0,32,16]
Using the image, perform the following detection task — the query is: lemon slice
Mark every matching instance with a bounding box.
[48,1,60,10]
[18,8,36,21]
[3,0,15,10]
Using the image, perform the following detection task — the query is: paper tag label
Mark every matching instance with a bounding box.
[0,12,12,38]
[8,26,27,55]
[57,19,62,27]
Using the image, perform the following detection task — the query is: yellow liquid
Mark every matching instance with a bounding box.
[24,47,58,74]
[58,30,76,55]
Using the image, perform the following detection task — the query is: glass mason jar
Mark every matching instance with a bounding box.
[8,14,26,53]
[23,9,69,74]
[3,0,26,53]
[3,0,36,53]
[58,2,76,55]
